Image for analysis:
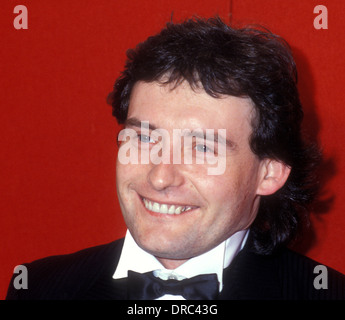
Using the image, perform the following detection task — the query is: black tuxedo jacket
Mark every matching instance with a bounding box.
[6,238,345,300]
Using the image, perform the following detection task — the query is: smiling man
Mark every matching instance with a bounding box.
[115,81,285,270]
[7,16,345,300]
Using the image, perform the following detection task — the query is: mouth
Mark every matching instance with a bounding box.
[141,197,198,215]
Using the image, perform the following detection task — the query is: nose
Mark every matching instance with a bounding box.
[147,162,184,191]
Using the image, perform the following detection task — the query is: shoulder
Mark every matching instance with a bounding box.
[6,238,124,300]
[275,247,345,299]
[223,244,345,300]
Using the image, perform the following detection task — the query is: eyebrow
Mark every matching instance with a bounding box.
[183,130,236,150]
[124,116,237,150]
[125,117,157,131]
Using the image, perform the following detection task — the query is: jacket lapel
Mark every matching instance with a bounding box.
[78,238,128,300]
[219,243,282,300]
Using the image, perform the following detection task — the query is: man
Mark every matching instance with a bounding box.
[7,16,345,300]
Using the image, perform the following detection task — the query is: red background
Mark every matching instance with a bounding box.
[1,0,344,299]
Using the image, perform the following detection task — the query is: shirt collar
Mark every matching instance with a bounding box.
[113,229,249,292]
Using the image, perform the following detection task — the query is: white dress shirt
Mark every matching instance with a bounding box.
[113,229,249,300]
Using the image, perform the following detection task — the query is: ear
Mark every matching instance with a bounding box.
[256,159,291,196]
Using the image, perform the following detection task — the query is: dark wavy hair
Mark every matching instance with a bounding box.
[108,16,321,255]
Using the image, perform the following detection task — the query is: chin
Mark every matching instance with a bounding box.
[135,231,189,257]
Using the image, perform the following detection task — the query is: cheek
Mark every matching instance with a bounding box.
[116,160,138,204]
[115,161,127,196]
[202,161,259,213]
[116,158,142,184]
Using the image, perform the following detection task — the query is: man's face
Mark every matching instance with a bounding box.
[116,81,267,267]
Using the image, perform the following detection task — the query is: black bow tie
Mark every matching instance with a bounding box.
[126,270,219,300]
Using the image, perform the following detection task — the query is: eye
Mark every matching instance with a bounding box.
[195,144,212,153]
[138,134,155,144]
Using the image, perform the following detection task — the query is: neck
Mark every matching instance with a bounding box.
[156,257,189,269]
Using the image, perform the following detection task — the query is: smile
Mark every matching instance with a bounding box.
[142,197,196,215]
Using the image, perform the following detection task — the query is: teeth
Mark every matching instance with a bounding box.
[143,198,194,215]
[168,205,175,214]
[175,206,182,214]
[160,204,168,214]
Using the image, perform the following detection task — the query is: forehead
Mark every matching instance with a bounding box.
[128,81,256,133]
